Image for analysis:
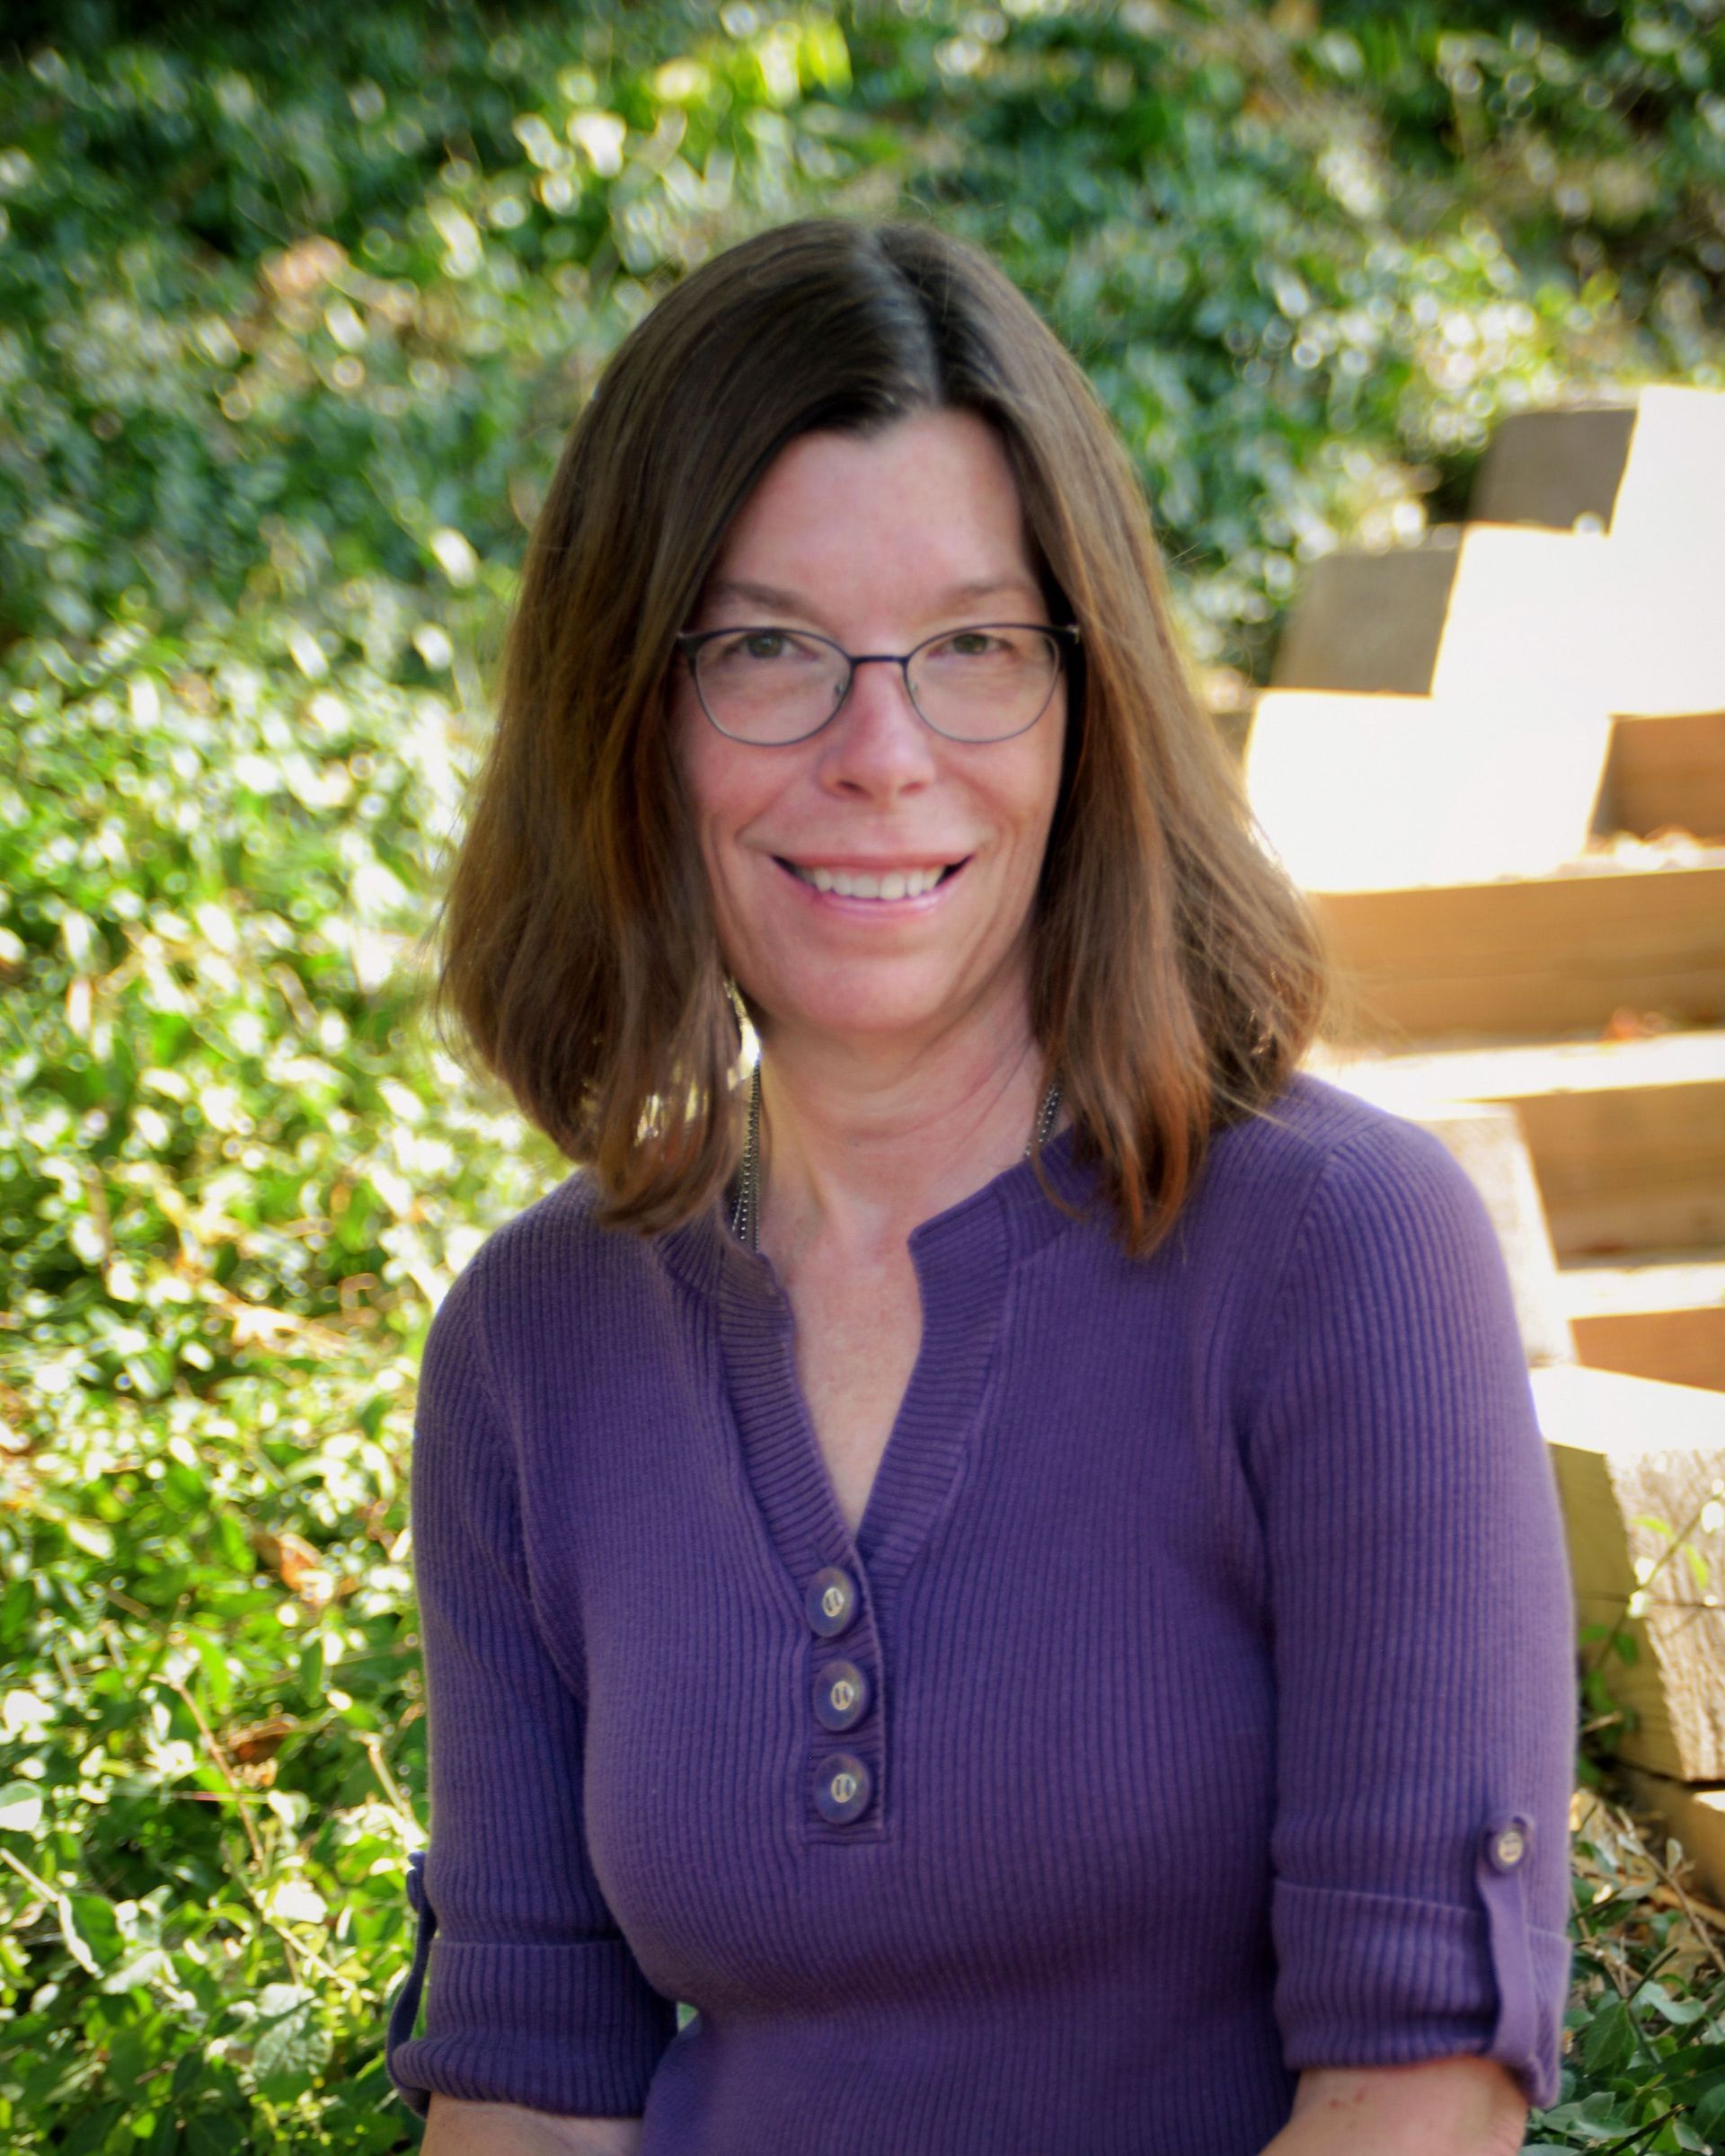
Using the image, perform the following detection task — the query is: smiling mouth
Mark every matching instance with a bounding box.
[774,858,970,900]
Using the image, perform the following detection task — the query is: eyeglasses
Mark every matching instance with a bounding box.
[674,620,1082,746]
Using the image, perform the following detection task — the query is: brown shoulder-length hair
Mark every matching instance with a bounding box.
[428,214,1343,1259]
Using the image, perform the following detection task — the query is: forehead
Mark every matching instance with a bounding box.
[709,409,1039,590]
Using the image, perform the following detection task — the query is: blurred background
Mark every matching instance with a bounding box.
[4,2,1725,2148]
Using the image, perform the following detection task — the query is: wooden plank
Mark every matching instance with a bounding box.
[1306,1029,1725,1255]
[1535,1361,1725,1782]
[1269,544,1458,694]
[1313,856,1725,1043]
[1573,1594,1724,1782]
[1470,403,1638,530]
[1561,1252,1725,1320]
[1600,709,1725,845]
[1562,1251,1725,1394]
[1614,1767,1725,1918]
[1588,389,1725,718]
[1268,391,1725,720]
[1514,1083,1725,1256]
[1266,523,1616,712]
[1427,524,1617,717]
[1245,687,1610,891]
[1307,1028,1725,1106]
[1609,386,1725,556]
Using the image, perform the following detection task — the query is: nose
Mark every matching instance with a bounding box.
[816,656,939,799]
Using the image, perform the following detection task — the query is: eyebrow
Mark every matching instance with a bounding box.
[703,575,1041,615]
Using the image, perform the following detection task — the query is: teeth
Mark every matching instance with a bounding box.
[792,862,950,898]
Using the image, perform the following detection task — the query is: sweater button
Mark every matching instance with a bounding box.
[805,1566,858,1638]
[813,1658,871,1731]
[814,1751,873,1823]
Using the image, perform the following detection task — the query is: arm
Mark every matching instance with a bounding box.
[385,1250,677,2118]
[1258,2057,1527,2156]
[423,2094,642,2156]
[1242,1116,1577,2125]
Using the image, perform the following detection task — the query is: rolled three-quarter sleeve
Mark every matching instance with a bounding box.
[1242,1117,1577,2114]
[385,1254,677,2118]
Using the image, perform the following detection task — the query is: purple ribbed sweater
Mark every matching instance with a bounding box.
[385,1069,1577,2152]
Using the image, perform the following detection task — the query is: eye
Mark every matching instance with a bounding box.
[922,627,1041,668]
[707,629,823,665]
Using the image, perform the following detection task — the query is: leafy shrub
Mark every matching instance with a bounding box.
[4,1,1725,2146]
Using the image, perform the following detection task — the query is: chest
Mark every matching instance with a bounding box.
[551,1272,1274,2010]
[522,1224,1274,1964]
[781,1250,924,1542]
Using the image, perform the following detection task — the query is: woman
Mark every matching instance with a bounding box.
[385,217,1575,2156]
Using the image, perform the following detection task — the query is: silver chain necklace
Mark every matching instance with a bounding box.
[728,1063,1064,1253]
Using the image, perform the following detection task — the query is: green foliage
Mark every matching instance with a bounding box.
[1554,1790,1725,2156]
[4,0,1725,2146]
[4,0,1721,672]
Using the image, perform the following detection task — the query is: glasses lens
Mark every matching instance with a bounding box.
[694,630,847,743]
[908,627,1061,741]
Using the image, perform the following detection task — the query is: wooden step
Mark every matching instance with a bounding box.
[1270,542,1458,696]
[1534,1361,1725,1783]
[1613,1766,1725,1922]
[1271,388,1725,722]
[1312,848,1725,1043]
[1599,707,1725,845]
[1545,388,1725,721]
[1269,522,1617,715]
[1558,1250,1725,1395]
[1306,1026,1725,1256]
[1245,685,1610,890]
[1474,389,1725,584]
[1469,402,1638,531]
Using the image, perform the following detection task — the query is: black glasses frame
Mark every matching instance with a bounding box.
[673,620,1083,746]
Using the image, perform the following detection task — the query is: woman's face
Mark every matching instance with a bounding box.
[670,407,1068,1055]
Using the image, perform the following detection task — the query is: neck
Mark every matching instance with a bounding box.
[744,980,1060,1268]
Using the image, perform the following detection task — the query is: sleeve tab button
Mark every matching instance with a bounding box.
[1484,1815,1531,1871]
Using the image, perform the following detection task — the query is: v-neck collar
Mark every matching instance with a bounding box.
[658,1123,1099,1595]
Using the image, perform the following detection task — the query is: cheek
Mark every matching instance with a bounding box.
[668,678,711,799]
[672,692,734,837]
[1031,706,1068,844]
[1012,713,1066,844]
[667,700,733,923]
[672,714,775,919]
[990,722,1064,905]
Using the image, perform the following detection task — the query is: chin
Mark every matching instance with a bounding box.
[753,976,960,1043]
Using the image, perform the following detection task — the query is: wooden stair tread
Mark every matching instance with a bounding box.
[1310,838,1725,897]
[1307,1025,1725,1104]
[1539,1360,1725,1783]
[1306,1029,1725,1267]
[1265,387,1725,1812]
[1308,853,1725,1041]
[1556,1249,1725,1319]
[1530,1361,1725,1456]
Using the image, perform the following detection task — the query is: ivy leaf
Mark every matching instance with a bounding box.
[184,2119,247,2156]
[1632,1978,1710,2026]
[1579,1998,1641,2075]
[251,1982,332,2096]
[1692,2082,1725,2143]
